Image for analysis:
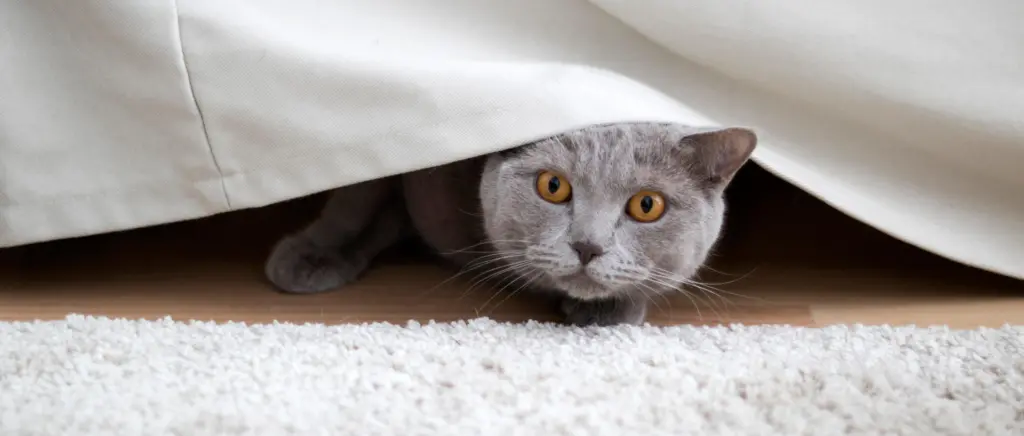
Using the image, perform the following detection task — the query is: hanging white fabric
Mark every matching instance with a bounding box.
[2,0,1021,279]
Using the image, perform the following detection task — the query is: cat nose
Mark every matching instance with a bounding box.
[571,241,604,265]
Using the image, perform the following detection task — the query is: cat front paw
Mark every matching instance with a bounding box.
[560,297,647,326]
[265,234,369,294]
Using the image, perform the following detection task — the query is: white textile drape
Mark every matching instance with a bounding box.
[2,0,1021,278]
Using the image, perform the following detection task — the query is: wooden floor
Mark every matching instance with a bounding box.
[1,165,1022,328]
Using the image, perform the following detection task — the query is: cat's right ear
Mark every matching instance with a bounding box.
[681,127,757,189]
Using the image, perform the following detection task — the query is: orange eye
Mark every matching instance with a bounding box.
[536,171,572,203]
[626,191,666,222]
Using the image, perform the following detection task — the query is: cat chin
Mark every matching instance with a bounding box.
[564,291,622,301]
[551,276,624,301]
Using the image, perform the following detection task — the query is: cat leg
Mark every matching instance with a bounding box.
[560,297,648,326]
[265,178,405,294]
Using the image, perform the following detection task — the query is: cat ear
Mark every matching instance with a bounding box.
[681,127,757,188]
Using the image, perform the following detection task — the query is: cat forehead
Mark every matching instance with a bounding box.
[503,123,699,183]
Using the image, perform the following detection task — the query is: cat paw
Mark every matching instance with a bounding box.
[265,234,369,294]
[560,297,647,326]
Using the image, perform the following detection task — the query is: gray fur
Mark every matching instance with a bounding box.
[266,177,408,293]
[265,123,756,326]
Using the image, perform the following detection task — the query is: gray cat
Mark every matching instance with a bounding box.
[265,123,757,326]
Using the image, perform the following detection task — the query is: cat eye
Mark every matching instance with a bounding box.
[536,171,572,204]
[626,191,666,222]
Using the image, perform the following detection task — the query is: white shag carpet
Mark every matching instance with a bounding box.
[1,316,1022,435]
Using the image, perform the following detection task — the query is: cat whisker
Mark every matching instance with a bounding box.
[474,270,526,303]
[460,252,527,266]
[643,283,673,311]
[650,268,762,303]
[699,264,730,275]
[661,283,704,321]
[460,259,533,299]
[633,283,668,315]
[457,208,484,218]
[624,288,638,310]
[479,268,543,314]
[481,264,533,302]
[644,273,730,322]
[420,252,526,297]
[679,279,763,308]
[648,275,731,319]
[470,265,538,308]
[692,266,760,288]
[441,239,530,255]
[466,259,531,287]
[669,277,735,310]
[690,287,732,320]
[698,262,761,282]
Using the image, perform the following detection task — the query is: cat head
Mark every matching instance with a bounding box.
[478,123,756,302]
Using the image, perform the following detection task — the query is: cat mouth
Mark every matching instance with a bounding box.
[565,271,594,283]
[559,272,616,300]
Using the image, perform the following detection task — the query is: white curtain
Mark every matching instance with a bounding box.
[2,0,1022,279]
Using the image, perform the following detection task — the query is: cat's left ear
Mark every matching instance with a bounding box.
[681,127,757,189]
